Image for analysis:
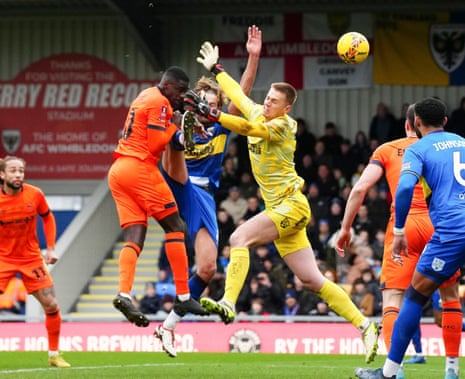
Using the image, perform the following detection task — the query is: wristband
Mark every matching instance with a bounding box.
[211,63,225,75]
[393,227,405,236]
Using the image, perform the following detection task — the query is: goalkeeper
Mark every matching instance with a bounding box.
[186,40,381,364]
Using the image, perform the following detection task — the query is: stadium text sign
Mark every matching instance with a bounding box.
[0,322,461,356]
[0,53,152,179]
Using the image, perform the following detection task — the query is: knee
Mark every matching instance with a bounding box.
[196,261,216,282]
[42,299,59,313]
[229,230,248,247]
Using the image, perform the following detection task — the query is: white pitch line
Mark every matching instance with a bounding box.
[0,362,185,375]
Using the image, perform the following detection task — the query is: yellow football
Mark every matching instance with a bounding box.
[337,32,370,64]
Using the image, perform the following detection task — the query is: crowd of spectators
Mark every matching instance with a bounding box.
[145,99,465,319]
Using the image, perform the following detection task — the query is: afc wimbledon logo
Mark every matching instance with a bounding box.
[229,329,261,353]
[430,24,465,73]
[432,257,445,272]
[2,129,21,154]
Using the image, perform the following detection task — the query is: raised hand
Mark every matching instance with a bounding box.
[246,25,262,57]
[196,41,219,71]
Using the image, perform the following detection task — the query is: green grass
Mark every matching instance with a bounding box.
[0,352,458,379]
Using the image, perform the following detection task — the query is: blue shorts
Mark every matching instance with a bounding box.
[416,234,465,284]
[162,172,218,249]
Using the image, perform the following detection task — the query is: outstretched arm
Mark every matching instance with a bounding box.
[228,25,262,116]
[335,163,383,257]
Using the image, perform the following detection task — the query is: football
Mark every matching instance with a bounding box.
[337,32,370,64]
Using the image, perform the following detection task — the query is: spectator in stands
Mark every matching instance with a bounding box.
[237,273,284,315]
[351,131,371,166]
[0,274,27,315]
[327,197,344,235]
[283,289,301,317]
[346,254,372,286]
[249,244,279,276]
[238,171,258,199]
[296,154,318,186]
[445,96,465,137]
[205,272,226,301]
[361,268,383,316]
[231,135,252,176]
[312,140,333,168]
[309,300,337,316]
[306,182,330,221]
[369,102,397,144]
[155,269,176,298]
[353,205,374,241]
[292,275,321,315]
[157,294,175,316]
[370,228,385,264]
[262,257,289,292]
[350,278,375,316]
[319,121,344,156]
[334,138,358,182]
[365,186,390,232]
[240,196,262,222]
[217,208,236,254]
[218,244,231,274]
[219,186,248,225]
[294,117,316,164]
[216,156,241,204]
[315,163,339,201]
[307,218,331,263]
[247,296,269,317]
[351,162,366,187]
[139,282,163,315]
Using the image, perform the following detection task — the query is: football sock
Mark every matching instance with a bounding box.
[164,311,182,329]
[165,232,189,296]
[118,241,141,294]
[223,247,250,305]
[388,287,428,364]
[188,273,208,301]
[411,325,423,354]
[317,280,366,329]
[442,300,462,357]
[382,306,399,351]
[45,307,61,351]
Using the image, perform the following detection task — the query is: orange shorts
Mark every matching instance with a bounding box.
[0,256,54,294]
[381,212,433,290]
[108,156,178,228]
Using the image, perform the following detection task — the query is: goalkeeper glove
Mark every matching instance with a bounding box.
[184,90,221,122]
[196,41,224,75]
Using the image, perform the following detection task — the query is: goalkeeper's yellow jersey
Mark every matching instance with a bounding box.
[216,72,305,206]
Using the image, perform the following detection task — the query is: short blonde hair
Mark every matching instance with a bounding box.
[194,76,228,108]
[271,82,297,105]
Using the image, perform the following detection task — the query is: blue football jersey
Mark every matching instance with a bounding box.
[401,130,465,242]
[184,122,231,193]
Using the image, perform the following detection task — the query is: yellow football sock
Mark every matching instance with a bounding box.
[317,280,367,329]
[223,247,250,305]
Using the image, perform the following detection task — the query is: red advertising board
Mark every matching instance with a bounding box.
[0,321,460,356]
[0,53,153,179]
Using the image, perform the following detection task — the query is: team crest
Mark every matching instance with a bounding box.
[431,257,445,272]
[2,129,21,154]
[229,329,261,353]
[429,24,465,73]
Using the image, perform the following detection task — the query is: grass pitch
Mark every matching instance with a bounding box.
[0,352,458,379]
